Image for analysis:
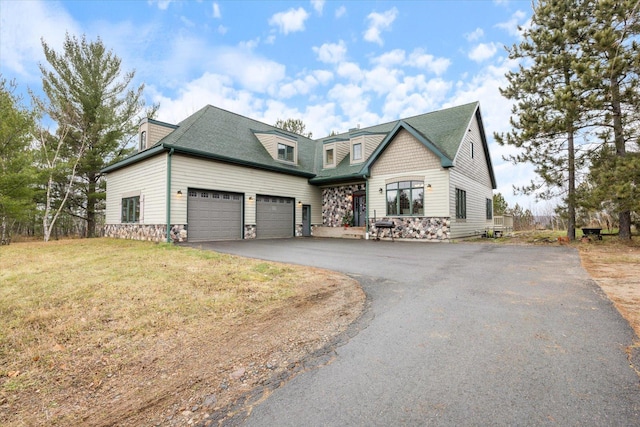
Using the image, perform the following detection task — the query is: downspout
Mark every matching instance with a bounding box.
[364,174,370,236]
[166,148,174,243]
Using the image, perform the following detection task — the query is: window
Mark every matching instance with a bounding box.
[277,143,295,162]
[121,196,140,223]
[486,198,493,220]
[325,148,334,165]
[353,143,362,161]
[386,181,424,216]
[456,189,467,219]
[470,141,474,159]
[139,131,146,151]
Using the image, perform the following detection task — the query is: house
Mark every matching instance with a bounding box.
[102,101,496,242]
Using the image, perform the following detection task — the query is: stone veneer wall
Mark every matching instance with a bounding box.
[295,224,318,237]
[104,224,188,243]
[322,184,366,227]
[369,217,450,240]
[244,225,257,239]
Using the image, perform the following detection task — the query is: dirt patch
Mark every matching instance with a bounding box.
[0,241,366,427]
[578,243,640,339]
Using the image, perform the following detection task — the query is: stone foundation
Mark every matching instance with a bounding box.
[244,225,257,239]
[322,184,366,227]
[104,224,188,243]
[369,217,450,240]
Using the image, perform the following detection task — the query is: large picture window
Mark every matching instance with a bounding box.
[121,196,140,223]
[456,188,467,219]
[277,143,295,162]
[386,181,424,216]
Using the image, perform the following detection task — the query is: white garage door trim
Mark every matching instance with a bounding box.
[256,195,294,239]
[187,189,243,241]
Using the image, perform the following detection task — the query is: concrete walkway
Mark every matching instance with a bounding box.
[189,238,640,426]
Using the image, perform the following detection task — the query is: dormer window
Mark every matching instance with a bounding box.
[277,143,295,162]
[353,142,362,161]
[326,148,334,164]
[323,143,336,168]
[139,131,147,151]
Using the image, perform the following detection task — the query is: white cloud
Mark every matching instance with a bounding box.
[0,0,81,80]
[214,48,286,93]
[278,74,319,98]
[407,49,451,75]
[150,72,263,124]
[465,28,484,42]
[371,49,405,68]
[370,48,450,76]
[313,40,347,64]
[217,25,228,35]
[148,0,171,10]
[312,69,333,85]
[363,7,398,46]
[269,7,310,35]
[363,67,401,96]
[335,6,346,19]
[336,62,363,82]
[496,10,528,37]
[212,3,221,19]
[468,42,498,62]
[311,0,325,15]
[383,75,451,119]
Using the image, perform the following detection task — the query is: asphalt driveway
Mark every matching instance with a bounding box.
[188,238,640,426]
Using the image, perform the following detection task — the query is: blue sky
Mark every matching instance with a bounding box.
[0,0,551,211]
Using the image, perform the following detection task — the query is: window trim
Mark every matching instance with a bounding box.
[323,143,336,168]
[352,142,363,162]
[350,136,365,164]
[385,180,424,216]
[139,131,147,151]
[277,142,295,163]
[455,188,467,220]
[121,196,140,223]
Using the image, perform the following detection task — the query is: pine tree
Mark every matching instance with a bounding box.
[33,33,156,238]
[496,0,594,241]
[578,0,640,240]
[0,78,37,244]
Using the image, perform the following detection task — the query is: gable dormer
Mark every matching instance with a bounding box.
[138,118,178,152]
[253,130,299,164]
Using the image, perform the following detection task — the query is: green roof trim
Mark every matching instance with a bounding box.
[101,144,166,173]
[361,120,453,177]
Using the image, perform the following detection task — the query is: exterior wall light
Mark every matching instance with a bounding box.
[379,188,383,194]
[176,190,183,196]
[426,184,433,192]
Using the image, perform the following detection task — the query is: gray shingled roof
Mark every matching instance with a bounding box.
[103,101,493,187]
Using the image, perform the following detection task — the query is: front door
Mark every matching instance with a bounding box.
[302,204,311,236]
[353,194,366,227]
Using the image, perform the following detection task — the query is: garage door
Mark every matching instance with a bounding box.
[256,195,294,238]
[188,189,242,241]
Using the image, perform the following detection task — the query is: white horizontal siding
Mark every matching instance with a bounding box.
[449,169,493,239]
[171,155,322,226]
[104,153,167,224]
